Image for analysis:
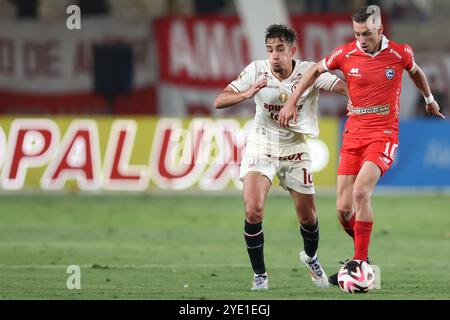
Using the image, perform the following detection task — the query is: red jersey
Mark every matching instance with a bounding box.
[323,35,415,135]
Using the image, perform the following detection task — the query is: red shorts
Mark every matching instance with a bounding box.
[338,130,399,176]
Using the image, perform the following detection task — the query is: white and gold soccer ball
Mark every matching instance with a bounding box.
[338,260,375,294]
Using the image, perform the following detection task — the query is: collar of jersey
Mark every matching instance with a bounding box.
[356,34,389,57]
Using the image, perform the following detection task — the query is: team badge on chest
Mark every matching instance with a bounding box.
[385,68,395,80]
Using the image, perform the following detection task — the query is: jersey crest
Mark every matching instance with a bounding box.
[279,91,289,103]
[385,68,395,80]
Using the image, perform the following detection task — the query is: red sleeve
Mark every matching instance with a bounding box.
[323,45,346,71]
[401,44,415,72]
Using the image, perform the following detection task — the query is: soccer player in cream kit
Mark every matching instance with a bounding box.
[279,6,445,285]
[214,24,349,290]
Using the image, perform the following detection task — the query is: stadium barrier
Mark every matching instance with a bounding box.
[377,119,450,188]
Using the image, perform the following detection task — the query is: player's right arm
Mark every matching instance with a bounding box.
[213,78,268,109]
[214,61,267,109]
[400,44,445,119]
[408,63,445,119]
[278,61,326,127]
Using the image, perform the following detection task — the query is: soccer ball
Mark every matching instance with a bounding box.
[338,260,375,293]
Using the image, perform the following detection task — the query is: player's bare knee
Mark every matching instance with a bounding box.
[299,214,316,226]
[336,208,351,223]
[336,200,352,217]
[352,188,370,205]
[245,204,264,223]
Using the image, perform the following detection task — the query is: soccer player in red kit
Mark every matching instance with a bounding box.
[279,5,445,285]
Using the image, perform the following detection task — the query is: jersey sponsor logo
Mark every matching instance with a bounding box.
[258,71,271,79]
[349,104,390,115]
[263,102,285,121]
[236,70,246,81]
[278,153,303,161]
[347,67,362,77]
[327,49,343,67]
[263,103,284,112]
[404,46,414,57]
[345,48,358,58]
[270,113,280,121]
[389,48,402,59]
[385,68,395,80]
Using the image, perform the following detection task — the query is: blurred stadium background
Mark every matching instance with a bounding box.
[0,0,449,300]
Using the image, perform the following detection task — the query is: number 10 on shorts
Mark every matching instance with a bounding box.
[302,168,313,184]
[383,142,398,160]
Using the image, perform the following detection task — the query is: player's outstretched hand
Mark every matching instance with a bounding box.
[278,100,297,128]
[426,101,446,119]
[244,78,268,99]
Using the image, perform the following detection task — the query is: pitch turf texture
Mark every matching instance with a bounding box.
[0,193,449,300]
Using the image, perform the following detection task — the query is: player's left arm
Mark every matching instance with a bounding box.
[408,63,446,119]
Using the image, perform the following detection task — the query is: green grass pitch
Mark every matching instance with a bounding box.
[0,193,449,300]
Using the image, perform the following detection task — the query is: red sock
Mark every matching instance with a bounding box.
[353,220,373,261]
[341,214,356,239]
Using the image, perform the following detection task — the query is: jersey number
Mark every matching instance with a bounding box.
[383,142,398,159]
[302,168,313,185]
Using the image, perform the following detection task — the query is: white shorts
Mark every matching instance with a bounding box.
[239,143,315,194]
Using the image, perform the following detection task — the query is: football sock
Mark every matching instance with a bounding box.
[341,213,355,239]
[244,220,266,275]
[300,219,319,259]
[353,220,373,261]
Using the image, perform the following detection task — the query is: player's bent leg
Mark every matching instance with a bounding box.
[336,148,360,238]
[336,174,357,238]
[243,173,272,290]
[289,190,329,288]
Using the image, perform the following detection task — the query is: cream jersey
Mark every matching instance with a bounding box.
[229,59,340,156]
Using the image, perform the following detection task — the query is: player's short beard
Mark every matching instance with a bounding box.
[272,65,284,74]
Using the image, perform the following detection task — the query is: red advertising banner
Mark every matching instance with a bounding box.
[154,15,249,88]
[154,14,365,89]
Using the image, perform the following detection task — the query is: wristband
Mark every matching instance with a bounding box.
[424,94,434,104]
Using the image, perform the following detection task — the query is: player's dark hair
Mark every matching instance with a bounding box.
[352,6,372,23]
[265,24,296,45]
